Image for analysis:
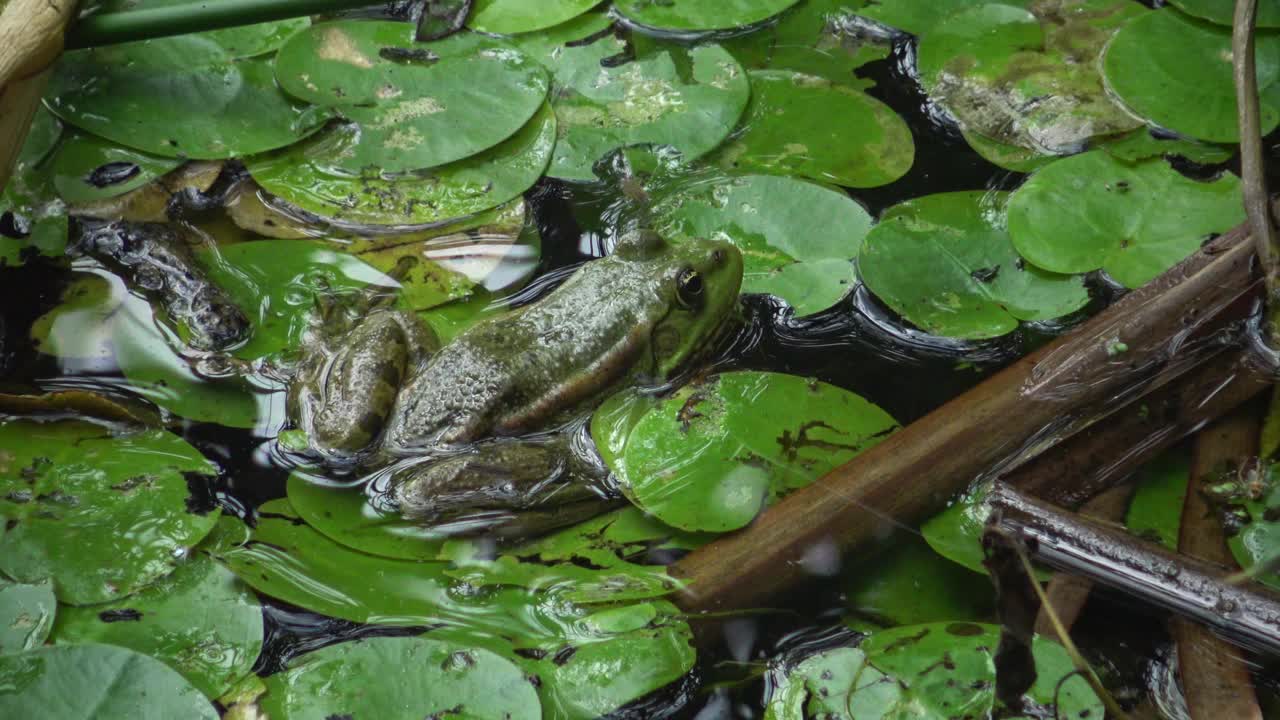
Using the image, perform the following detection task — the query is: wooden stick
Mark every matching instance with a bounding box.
[671,225,1261,615]
[1173,409,1265,719]
[0,0,75,193]
[988,483,1280,657]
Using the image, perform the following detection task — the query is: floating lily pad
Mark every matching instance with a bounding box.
[1,108,67,267]
[714,70,913,188]
[614,0,801,32]
[52,556,263,698]
[0,644,218,719]
[1125,448,1190,551]
[920,485,994,575]
[842,535,994,627]
[656,174,872,314]
[1007,151,1244,287]
[1168,0,1280,28]
[722,0,892,83]
[47,37,329,159]
[442,551,680,604]
[1103,8,1280,142]
[469,0,601,34]
[0,580,55,655]
[962,128,1055,173]
[259,636,541,720]
[93,0,309,57]
[856,0,1022,35]
[246,102,555,226]
[508,10,614,56]
[1098,127,1235,165]
[275,20,549,172]
[30,274,118,363]
[766,624,1102,719]
[859,190,1091,339]
[607,371,897,532]
[0,419,220,605]
[916,1,1143,155]
[539,35,749,181]
[51,133,182,204]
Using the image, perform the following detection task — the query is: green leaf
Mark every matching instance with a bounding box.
[1,107,67,267]
[1168,0,1280,28]
[275,21,549,173]
[538,35,750,181]
[469,0,601,34]
[47,37,330,160]
[0,419,221,605]
[0,644,218,719]
[842,535,994,627]
[856,0,1030,35]
[1097,127,1235,165]
[859,190,1090,339]
[247,102,555,227]
[767,625,1101,718]
[1125,448,1190,551]
[916,1,1143,155]
[656,173,872,314]
[1221,463,1280,590]
[1103,8,1280,142]
[287,471,449,561]
[721,0,892,83]
[52,556,263,699]
[920,485,993,576]
[962,128,1055,173]
[0,580,55,655]
[29,274,118,362]
[1007,151,1245,287]
[51,133,183,204]
[713,70,913,188]
[606,371,897,532]
[614,0,802,31]
[259,636,541,720]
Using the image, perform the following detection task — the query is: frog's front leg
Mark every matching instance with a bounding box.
[290,310,438,457]
[387,437,621,538]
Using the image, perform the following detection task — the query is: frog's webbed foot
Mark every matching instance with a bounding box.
[388,438,620,539]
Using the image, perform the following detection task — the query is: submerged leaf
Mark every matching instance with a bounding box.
[859,190,1090,339]
[0,419,220,605]
[1007,151,1244,287]
[614,0,802,32]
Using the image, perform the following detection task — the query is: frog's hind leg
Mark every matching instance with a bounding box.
[388,437,621,539]
[294,310,439,457]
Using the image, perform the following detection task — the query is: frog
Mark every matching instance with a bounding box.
[288,228,744,537]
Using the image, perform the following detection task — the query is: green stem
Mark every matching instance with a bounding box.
[65,0,379,49]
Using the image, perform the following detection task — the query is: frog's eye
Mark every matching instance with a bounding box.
[676,268,704,308]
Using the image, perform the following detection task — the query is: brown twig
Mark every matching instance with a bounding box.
[1173,409,1265,720]
[671,225,1261,615]
[987,483,1280,657]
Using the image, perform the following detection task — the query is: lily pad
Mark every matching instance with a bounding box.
[842,535,994,627]
[916,1,1143,155]
[1216,462,1280,590]
[52,556,262,699]
[1,108,67,267]
[1125,448,1190,551]
[962,128,1055,173]
[92,0,309,57]
[722,0,892,83]
[607,371,898,532]
[713,70,913,188]
[614,0,802,32]
[655,173,872,314]
[766,624,1102,719]
[51,133,182,204]
[259,636,541,720]
[287,471,449,561]
[0,644,218,719]
[246,102,555,227]
[0,580,56,655]
[1007,151,1245,287]
[0,419,220,605]
[30,274,118,363]
[275,21,549,173]
[47,37,329,159]
[469,0,601,34]
[538,34,750,181]
[856,0,1023,35]
[1097,127,1235,165]
[1102,8,1280,143]
[858,190,1091,340]
[1168,0,1280,28]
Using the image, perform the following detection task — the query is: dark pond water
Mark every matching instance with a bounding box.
[5,2,1280,717]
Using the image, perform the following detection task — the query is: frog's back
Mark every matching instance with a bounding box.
[382,259,669,452]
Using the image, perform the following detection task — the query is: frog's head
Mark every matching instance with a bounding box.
[617,230,744,378]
